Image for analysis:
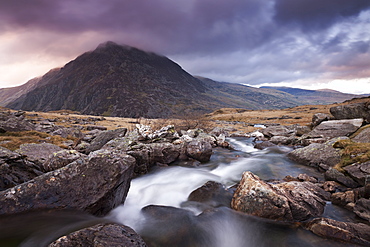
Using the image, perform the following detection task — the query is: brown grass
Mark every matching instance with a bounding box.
[0,131,76,151]
[333,139,370,171]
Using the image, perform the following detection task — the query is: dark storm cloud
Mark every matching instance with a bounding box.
[274,0,370,31]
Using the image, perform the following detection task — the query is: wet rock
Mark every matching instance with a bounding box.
[186,139,213,162]
[49,223,147,247]
[0,147,43,191]
[352,125,370,143]
[305,217,370,245]
[307,118,363,139]
[187,181,233,209]
[287,139,342,169]
[231,171,327,221]
[127,143,180,175]
[330,102,370,123]
[85,128,127,153]
[331,190,360,208]
[343,161,370,186]
[311,113,333,128]
[15,143,64,168]
[0,149,135,216]
[254,141,276,150]
[42,150,87,172]
[261,125,295,138]
[354,198,370,222]
[324,168,359,188]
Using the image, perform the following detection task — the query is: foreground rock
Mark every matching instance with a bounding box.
[15,143,63,168]
[231,171,327,221]
[305,217,370,246]
[0,149,135,216]
[49,223,147,247]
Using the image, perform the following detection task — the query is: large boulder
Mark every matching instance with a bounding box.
[85,128,127,153]
[305,217,370,245]
[330,102,370,123]
[49,223,147,247]
[306,118,363,139]
[0,149,135,216]
[0,147,43,191]
[287,138,343,169]
[231,172,327,221]
[186,139,213,162]
[127,143,180,175]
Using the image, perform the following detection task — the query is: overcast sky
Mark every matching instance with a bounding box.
[1,0,370,94]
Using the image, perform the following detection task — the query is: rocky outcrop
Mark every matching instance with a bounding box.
[0,110,36,132]
[352,125,370,143]
[343,161,370,186]
[305,118,363,139]
[85,128,127,153]
[305,217,370,245]
[330,102,370,123]
[0,149,135,216]
[49,223,147,247]
[354,198,370,222]
[0,147,43,191]
[42,150,86,172]
[287,138,343,169]
[231,171,327,221]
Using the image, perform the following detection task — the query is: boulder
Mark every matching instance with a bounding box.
[311,113,333,127]
[354,198,370,222]
[331,190,362,208]
[127,143,180,175]
[42,150,86,172]
[51,127,83,139]
[49,223,147,247]
[330,102,370,123]
[15,143,64,168]
[136,124,179,141]
[0,114,36,132]
[0,147,43,191]
[352,125,370,143]
[187,181,233,209]
[0,149,135,216]
[261,125,295,138]
[306,118,363,139]
[85,128,127,153]
[305,217,370,245]
[231,172,327,221]
[324,168,359,188]
[254,141,276,150]
[186,139,213,162]
[287,139,342,169]
[343,161,370,186]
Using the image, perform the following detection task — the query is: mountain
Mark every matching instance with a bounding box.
[260,86,362,105]
[3,42,309,118]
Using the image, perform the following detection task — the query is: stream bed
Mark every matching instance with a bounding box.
[109,137,361,247]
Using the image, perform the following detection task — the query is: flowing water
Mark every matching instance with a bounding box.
[109,137,361,247]
[0,137,361,246]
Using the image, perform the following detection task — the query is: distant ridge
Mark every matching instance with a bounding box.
[260,86,362,105]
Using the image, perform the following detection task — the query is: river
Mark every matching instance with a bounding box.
[108,137,361,247]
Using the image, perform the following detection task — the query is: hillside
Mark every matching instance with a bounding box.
[2,42,309,118]
[261,86,362,105]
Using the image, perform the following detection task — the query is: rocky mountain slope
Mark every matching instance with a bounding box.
[3,42,307,118]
